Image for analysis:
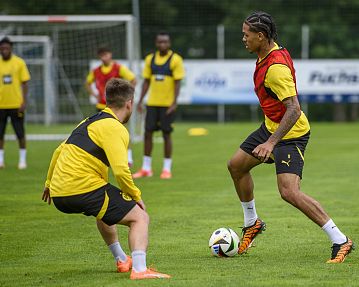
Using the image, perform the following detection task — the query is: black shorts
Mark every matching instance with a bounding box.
[145,106,175,133]
[240,123,310,178]
[52,184,136,226]
[0,109,25,140]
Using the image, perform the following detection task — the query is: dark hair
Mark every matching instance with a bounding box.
[97,46,111,55]
[0,37,13,46]
[105,78,134,108]
[156,31,170,39]
[245,11,277,42]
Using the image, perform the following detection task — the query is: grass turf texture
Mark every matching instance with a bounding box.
[0,122,358,287]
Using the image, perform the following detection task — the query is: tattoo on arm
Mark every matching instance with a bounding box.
[268,96,301,145]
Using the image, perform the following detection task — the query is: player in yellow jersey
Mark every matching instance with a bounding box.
[227,12,353,263]
[85,46,137,166]
[133,32,185,179]
[42,79,170,280]
[0,37,31,169]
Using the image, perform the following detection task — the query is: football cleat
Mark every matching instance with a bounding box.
[160,170,172,179]
[130,268,171,280]
[117,256,132,273]
[238,218,266,255]
[132,169,153,179]
[327,238,354,263]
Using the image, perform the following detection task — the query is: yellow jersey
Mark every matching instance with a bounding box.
[45,107,141,202]
[260,44,310,139]
[0,54,30,109]
[143,50,185,107]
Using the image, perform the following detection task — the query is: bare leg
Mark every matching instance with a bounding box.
[118,205,150,252]
[163,132,172,158]
[228,149,261,202]
[144,131,153,157]
[277,173,330,226]
[96,220,119,245]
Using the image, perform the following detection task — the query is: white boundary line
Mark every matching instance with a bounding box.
[5,134,68,141]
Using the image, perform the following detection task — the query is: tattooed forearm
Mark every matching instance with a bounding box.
[268,96,301,145]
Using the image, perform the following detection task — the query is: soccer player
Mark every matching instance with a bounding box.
[0,37,30,169]
[227,12,354,263]
[42,78,170,280]
[86,46,136,166]
[133,32,185,179]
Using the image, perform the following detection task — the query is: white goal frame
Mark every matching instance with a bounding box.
[0,15,141,138]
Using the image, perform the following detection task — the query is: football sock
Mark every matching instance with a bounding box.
[142,156,152,171]
[108,241,128,263]
[322,219,347,245]
[19,149,26,164]
[241,199,258,227]
[0,149,4,165]
[163,158,172,172]
[128,149,133,165]
[132,250,147,272]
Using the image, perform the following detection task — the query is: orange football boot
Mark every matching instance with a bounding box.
[238,218,266,255]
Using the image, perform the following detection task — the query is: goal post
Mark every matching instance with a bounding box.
[0,15,141,138]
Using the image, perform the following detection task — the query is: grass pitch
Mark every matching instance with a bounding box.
[0,122,358,287]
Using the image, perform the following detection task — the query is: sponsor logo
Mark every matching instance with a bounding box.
[122,193,132,201]
[195,73,226,90]
[309,71,359,85]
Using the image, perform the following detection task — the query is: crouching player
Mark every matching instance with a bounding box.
[42,78,170,280]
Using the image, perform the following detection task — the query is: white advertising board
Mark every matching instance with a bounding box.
[89,59,359,104]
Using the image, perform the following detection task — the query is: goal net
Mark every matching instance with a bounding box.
[0,15,141,136]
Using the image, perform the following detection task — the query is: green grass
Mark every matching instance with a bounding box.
[0,122,358,287]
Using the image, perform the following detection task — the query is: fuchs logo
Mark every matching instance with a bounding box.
[309,71,359,84]
[195,73,226,90]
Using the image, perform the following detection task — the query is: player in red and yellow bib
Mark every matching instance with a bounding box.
[227,12,353,263]
[86,46,136,111]
[86,47,137,166]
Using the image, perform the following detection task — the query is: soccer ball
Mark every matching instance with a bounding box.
[209,228,240,257]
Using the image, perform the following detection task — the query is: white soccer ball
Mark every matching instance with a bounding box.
[209,227,240,257]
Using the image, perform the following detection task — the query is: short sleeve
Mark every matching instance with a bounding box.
[264,64,296,101]
[86,71,95,84]
[119,65,136,81]
[142,54,153,79]
[171,54,185,80]
[20,60,31,82]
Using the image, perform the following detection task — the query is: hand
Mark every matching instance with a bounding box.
[137,102,144,113]
[136,200,146,211]
[18,102,26,113]
[252,141,275,162]
[42,187,52,205]
[166,103,177,115]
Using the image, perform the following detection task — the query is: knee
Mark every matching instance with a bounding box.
[144,131,152,140]
[278,183,298,204]
[227,158,245,178]
[137,209,150,226]
[162,131,171,140]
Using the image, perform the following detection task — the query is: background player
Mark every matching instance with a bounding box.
[133,32,185,179]
[0,37,31,169]
[227,12,354,263]
[42,78,170,280]
[86,46,136,166]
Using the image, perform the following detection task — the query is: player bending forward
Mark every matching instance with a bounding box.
[228,12,354,263]
[42,78,170,280]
